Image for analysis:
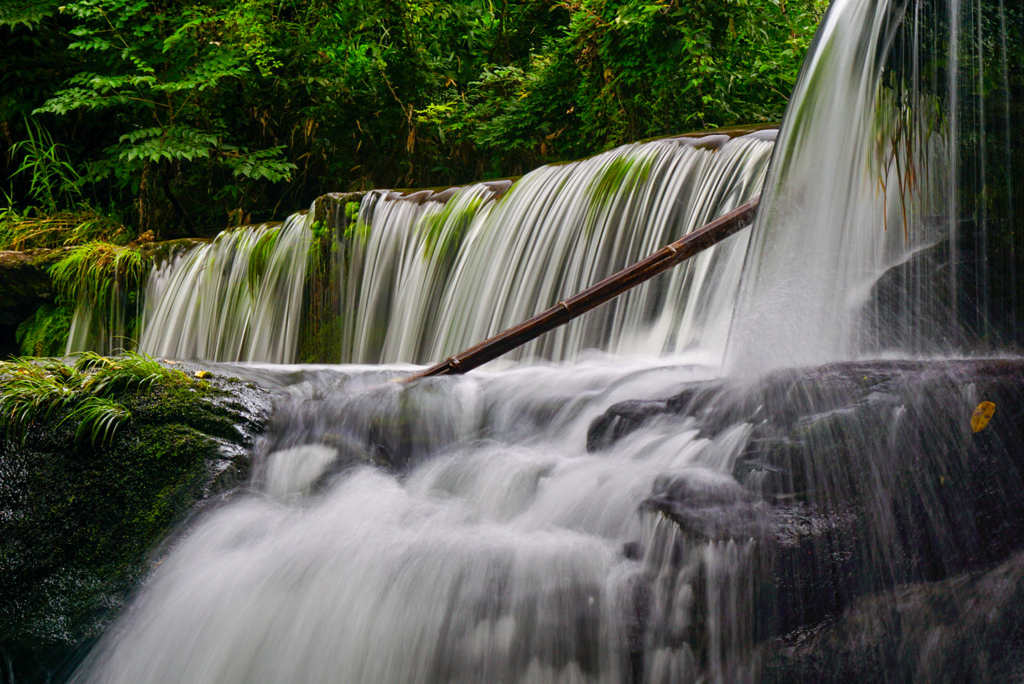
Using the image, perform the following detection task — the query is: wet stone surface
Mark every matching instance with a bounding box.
[592,359,1024,682]
[0,363,271,683]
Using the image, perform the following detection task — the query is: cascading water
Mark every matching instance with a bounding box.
[130,131,774,365]
[63,1,1024,683]
[135,212,311,363]
[731,0,1022,369]
[341,132,774,365]
[73,361,768,684]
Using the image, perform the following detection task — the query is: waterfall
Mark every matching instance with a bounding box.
[130,130,773,365]
[341,132,774,365]
[136,212,311,363]
[72,361,767,684]
[61,1,1024,683]
[730,0,1022,370]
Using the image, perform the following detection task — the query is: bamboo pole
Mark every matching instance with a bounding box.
[401,196,760,382]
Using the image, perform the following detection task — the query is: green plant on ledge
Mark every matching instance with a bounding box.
[0,352,194,446]
[49,242,152,351]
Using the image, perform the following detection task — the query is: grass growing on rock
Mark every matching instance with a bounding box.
[0,353,269,680]
[0,352,188,446]
[49,242,149,312]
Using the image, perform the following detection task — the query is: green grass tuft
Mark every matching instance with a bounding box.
[61,397,131,445]
[0,353,191,446]
[49,241,149,315]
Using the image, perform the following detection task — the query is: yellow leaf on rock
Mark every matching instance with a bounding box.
[194,370,212,379]
[971,401,996,433]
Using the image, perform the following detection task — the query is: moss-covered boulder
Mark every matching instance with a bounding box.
[0,355,270,683]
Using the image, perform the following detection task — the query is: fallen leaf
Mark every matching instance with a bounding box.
[971,401,996,433]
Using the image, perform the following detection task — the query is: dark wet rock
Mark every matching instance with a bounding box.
[762,548,1024,684]
[588,399,671,451]
[642,469,771,542]
[769,503,865,635]
[615,360,1024,657]
[0,249,64,357]
[0,365,271,683]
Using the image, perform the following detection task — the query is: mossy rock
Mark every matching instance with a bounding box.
[0,362,271,683]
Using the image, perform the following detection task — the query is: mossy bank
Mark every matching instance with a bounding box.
[0,355,271,683]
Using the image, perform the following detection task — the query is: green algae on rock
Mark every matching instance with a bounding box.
[0,355,270,683]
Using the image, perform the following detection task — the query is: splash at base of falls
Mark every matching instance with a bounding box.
[71,359,767,684]
[69,355,1024,684]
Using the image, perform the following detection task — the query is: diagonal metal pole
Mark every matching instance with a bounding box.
[401,196,760,382]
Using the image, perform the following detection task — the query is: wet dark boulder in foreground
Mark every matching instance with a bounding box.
[0,358,271,683]
[762,548,1024,684]
[597,359,1024,682]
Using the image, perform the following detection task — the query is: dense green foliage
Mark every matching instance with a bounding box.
[2,0,824,239]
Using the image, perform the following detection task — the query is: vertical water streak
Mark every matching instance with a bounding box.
[138,210,311,363]
[730,0,929,369]
[65,292,129,356]
[731,0,1023,368]
[340,133,774,366]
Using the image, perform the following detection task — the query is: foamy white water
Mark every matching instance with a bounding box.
[73,359,762,684]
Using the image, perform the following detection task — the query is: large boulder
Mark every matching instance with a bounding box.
[0,357,270,683]
[593,360,1024,680]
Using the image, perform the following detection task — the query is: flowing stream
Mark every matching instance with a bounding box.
[70,0,1023,681]
[74,360,763,684]
[127,131,774,365]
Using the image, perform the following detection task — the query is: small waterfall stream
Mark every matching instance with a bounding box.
[63,0,1024,682]
[126,131,774,365]
[136,213,312,363]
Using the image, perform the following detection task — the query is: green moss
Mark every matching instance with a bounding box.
[298,311,343,363]
[418,196,483,260]
[15,304,73,357]
[246,226,281,293]
[583,153,656,235]
[0,357,269,678]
